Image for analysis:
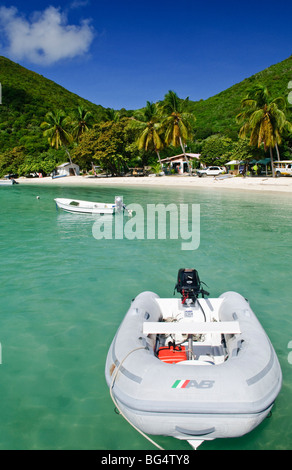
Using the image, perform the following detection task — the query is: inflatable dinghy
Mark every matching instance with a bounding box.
[105,269,282,450]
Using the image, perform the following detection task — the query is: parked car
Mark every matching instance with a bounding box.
[197,166,225,177]
[274,161,292,177]
[25,172,40,178]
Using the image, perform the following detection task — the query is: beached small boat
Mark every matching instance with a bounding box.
[55,196,127,215]
[105,268,282,450]
[0,179,17,186]
[52,174,67,179]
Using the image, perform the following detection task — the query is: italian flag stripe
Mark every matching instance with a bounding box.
[172,380,181,388]
[172,380,190,389]
[182,380,190,388]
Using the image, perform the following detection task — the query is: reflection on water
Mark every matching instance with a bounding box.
[56,212,104,239]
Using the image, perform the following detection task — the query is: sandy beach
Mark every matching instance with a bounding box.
[15,174,292,194]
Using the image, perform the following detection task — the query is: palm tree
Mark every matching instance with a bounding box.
[102,108,118,122]
[159,90,196,174]
[71,106,93,143]
[237,85,292,176]
[41,110,75,173]
[132,101,164,170]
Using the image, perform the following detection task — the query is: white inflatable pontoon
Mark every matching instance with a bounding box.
[105,269,282,450]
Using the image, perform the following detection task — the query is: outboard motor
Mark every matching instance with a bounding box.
[115,195,132,216]
[175,268,209,360]
[175,268,209,303]
[115,196,124,213]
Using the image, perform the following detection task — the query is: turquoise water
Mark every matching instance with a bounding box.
[0,183,291,450]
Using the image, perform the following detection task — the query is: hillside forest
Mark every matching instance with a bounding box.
[0,55,292,178]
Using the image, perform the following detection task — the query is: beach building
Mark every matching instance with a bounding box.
[226,160,243,175]
[160,153,200,174]
[55,162,80,177]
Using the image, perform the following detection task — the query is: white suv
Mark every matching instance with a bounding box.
[197,166,224,177]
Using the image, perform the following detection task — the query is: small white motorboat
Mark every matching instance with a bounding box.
[105,268,282,450]
[0,179,17,186]
[55,196,127,215]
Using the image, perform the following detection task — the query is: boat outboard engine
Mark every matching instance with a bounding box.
[175,268,209,360]
[175,268,209,304]
[115,196,124,213]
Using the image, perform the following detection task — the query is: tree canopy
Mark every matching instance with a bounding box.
[237,84,292,176]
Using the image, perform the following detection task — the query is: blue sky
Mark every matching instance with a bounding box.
[0,0,291,109]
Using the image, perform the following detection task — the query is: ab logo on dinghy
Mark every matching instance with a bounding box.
[172,379,215,389]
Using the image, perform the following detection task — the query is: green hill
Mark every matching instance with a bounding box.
[0,54,291,176]
[187,55,292,138]
[0,56,106,154]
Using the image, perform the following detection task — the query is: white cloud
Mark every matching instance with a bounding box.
[69,1,91,9]
[0,5,95,65]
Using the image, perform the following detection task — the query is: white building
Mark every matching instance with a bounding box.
[160,153,201,174]
[55,162,80,176]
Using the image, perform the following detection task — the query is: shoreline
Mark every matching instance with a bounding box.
[15,174,292,194]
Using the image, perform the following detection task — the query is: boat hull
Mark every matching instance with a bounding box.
[115,400,273,442]
[54,198,115,214]
[0,179,16,186]
[105,291,282,445]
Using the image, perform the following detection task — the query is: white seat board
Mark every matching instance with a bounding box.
[143,321,241,335]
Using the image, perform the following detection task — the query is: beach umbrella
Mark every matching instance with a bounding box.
[257,158,271,165]
[257,158,271,175]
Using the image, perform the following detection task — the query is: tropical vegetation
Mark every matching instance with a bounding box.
[0,54,291,177]
[131,101,164,169]
[159,91,196,173]
[237,85,292,176]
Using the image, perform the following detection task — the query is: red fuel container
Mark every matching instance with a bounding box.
[158,346,187,364]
